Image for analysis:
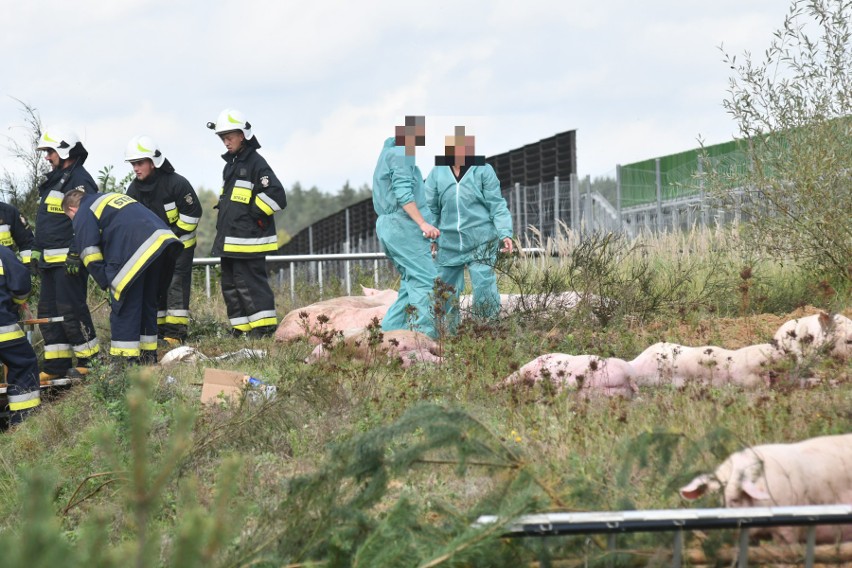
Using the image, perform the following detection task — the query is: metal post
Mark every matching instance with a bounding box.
[585,175,592,234]
[344,207,352,296]
[553,176,560,236]
[570,173,579,231]
[615,164,623,229]
[734,192,742,225]
[698,156,707,228]
[308,225,315,284]
[672,530,683,568]
[537,182,543,237]
[289,263,295,303]
[805,526,816,567]
[737,529,749,568]
[606,534,616,568]
[514,183,521,242]
[278,267,284,289]
[522,184,529,243]
[318,261,323,299]
[205,265,211,299]
[655,158,663,233]
[373,259,379,288]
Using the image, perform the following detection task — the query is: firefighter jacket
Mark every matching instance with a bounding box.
[34,161,98,266]
[72,193,181,303]
[0,202,34,266]
[126,160,203,249]
[212,146,286,258]
[0,245,30,342]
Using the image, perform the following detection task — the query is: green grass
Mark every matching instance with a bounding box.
[1,226,850,567]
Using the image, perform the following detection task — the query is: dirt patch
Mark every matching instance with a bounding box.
[643,306,852,349]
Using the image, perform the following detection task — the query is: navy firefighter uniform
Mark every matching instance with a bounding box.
[0,201,35,268]
[126,151,202,342]
[72,193,182,363]
[33,148,100,378]
[211,117,287,336]
[0,245,40,425]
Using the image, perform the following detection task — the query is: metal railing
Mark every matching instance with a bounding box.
[475,505,852,567]
[193,249,546,302]
[193,252,388,301]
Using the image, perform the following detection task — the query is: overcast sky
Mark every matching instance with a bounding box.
[2,1,788,194]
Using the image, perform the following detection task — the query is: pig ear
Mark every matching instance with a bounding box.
[818,312,831,329]
[680,474,714,500]
[361,285,376,296]
[741,479,771,500]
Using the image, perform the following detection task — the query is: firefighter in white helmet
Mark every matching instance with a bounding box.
[33,127,99,379]
[124,135,202,348]
[206,109,287,337]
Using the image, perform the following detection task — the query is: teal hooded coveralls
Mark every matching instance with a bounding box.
[372,138,437,338]
[425,163,512,331]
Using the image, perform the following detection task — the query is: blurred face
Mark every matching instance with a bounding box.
[43,148,62,170]
[130,159,156,181]
[395,116,426,156]
[220,131,245,154]
[445,134,475,167]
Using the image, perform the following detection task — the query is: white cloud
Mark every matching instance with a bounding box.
[2,0,795,196]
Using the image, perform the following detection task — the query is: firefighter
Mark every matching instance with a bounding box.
[0,245,40,426]
[62,190,182,365]
[34,127,99,379]
[124,135,202,345]
[206,109,287,337]
[0,201,35,268]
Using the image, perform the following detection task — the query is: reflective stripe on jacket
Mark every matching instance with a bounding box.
[33,162,98,265]
[0,245,31,336]
[126,163,203,249]
[212,146,286,258]
[72,193,181,302]
[0,202,34,265]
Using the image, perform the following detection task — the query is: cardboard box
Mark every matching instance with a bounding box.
[200,368,248,405]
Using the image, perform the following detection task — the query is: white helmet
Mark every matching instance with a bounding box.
[124,135,166,168]
[37,127,83,160]
[207,108,254,140]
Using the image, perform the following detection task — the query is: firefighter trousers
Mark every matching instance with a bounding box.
[157,245,195,341]
[1,333,40,426]
[110,256,166,364]
[38,266,99,374]
[220,257,277,336]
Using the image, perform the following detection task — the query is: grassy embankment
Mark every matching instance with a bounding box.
[0,226,849,567]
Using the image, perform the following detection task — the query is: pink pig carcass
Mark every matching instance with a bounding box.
[773,312,852,360]
[630,342,779,389]
[306,328,441,368]
[679,433,852,544]
[503,353,638,398]
[275,287,398,343]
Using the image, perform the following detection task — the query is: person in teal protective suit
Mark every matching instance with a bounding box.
[425,126,514,332]
[372,116,440,338]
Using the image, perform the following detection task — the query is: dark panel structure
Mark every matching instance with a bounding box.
[280,128,577,255]
[486,129,577,189]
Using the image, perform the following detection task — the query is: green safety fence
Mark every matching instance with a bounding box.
[619,140,748,208]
